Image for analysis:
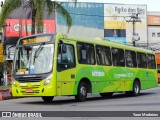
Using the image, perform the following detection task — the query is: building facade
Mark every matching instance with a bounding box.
[148,12,160,52]
[1,2,160,60]
[57,2,148,47]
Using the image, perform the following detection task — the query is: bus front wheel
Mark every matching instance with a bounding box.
[42,96,54,102]
[75,81,87,102]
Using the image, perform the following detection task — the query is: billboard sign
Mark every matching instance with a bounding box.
[148,15,160,25]
[104,4,147,45]
[5,19,55,37]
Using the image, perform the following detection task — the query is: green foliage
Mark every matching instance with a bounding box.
[0,61,8,75]
[0,0,73,34]
[34,0,45,33]
[0,0,22,27]
[54,2,72,33]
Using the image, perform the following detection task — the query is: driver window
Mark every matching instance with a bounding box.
[57,43,76,71]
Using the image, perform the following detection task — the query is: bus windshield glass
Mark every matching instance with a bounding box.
[14,35,54,75]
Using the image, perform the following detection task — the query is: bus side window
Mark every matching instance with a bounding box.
[96,46,103,65]
[77,43,87,63]
[96,45,111,66]
[57,43,76,71]
[137,52,147,68]
[125,50,137,67]
[147,54,156,69]
[77,42,95,65]
[104,46,112,66]
[112,48,125,67]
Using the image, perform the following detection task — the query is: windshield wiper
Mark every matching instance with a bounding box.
[33,42,45,64]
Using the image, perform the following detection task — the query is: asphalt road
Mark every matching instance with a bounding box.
[0,85,160,120]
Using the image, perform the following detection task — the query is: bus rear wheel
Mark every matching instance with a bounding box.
[75,81,87,102]
[126,80,140,96]
[42,96,54,102]
[100,92,113,98]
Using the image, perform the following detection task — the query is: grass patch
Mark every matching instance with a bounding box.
[0,85,11,90]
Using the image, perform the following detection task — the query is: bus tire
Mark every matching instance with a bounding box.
[42,96,54,102]
[126,80,140,96]
[75,81,87,102]
[100,92,113,98]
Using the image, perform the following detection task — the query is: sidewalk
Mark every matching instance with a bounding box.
[0,88,12,101]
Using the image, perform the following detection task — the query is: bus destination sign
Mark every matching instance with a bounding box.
[22,36,51,45]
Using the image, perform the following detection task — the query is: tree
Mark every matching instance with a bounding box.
[0,0,72,34]
[0,0,75,86]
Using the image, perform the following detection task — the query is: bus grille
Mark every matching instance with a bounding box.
[17,77,42,82]
[20,85,40,89]
[20,83,41,95]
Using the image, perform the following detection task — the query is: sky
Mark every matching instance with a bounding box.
[0,0,159,12]
[53,0,160,12]
[78,0,159,11]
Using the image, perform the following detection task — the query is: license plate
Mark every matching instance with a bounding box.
[26,89,33,93]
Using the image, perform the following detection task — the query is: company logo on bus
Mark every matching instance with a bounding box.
[92,70,105,77]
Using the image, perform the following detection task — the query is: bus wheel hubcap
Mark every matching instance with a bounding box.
[135,84,139,94]
[80,86,86,96]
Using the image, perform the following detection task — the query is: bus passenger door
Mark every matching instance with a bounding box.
[56,42,77,96]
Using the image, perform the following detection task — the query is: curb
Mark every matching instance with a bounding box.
[0,89,12,101]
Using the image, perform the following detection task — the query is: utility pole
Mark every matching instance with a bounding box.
[2,23,11,55]
[126,13,141,47]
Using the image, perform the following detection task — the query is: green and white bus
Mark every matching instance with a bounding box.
[12,33,158,102]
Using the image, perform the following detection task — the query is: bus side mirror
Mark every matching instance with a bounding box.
[58,40,64,53]
[62,44,67,53]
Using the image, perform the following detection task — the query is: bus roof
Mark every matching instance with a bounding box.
[18,32,154,54]
[57,33,155,54]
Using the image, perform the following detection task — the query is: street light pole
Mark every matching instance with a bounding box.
[132,19,136,47]
[126,13,141,47]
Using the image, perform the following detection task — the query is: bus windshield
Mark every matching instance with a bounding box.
[14,35,54,75]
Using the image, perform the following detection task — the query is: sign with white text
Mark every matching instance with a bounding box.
[104,4,147,45]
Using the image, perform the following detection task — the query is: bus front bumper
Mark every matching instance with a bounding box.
[12,83,56,97]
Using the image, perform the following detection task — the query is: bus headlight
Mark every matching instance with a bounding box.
[44,74,52,86]
[12,80,17,87]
